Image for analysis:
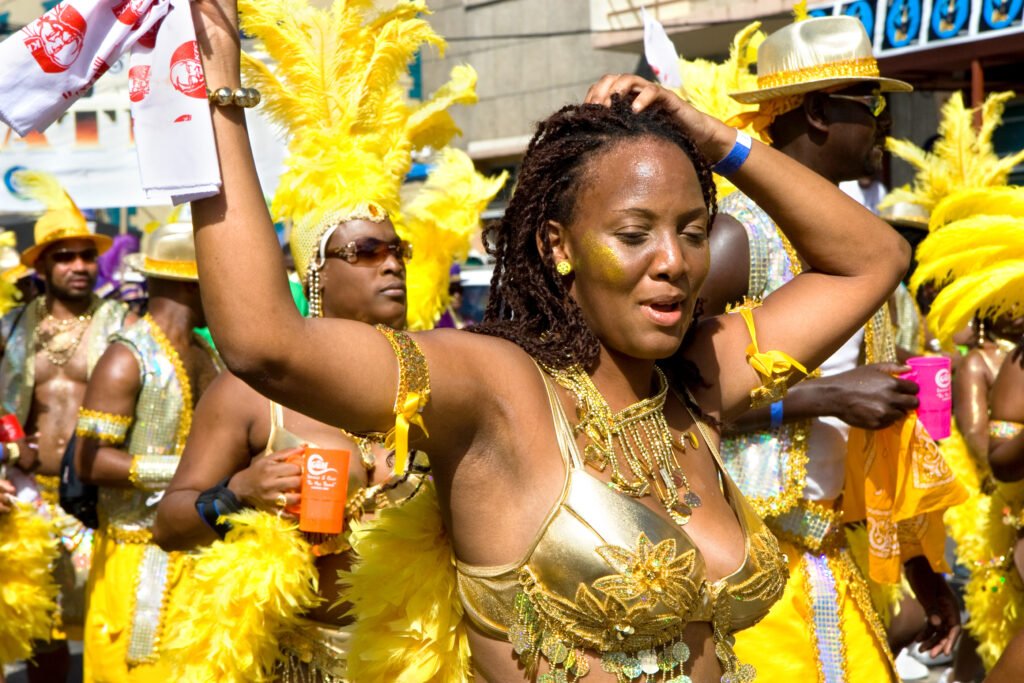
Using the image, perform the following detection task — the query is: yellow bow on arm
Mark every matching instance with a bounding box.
[734,303,807,408]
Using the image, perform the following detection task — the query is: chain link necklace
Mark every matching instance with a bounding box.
[545,364,702,526]
[35,297,98,367]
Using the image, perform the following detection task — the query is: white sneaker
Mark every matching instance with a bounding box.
[910,642,954,667]
[896,648,930,681]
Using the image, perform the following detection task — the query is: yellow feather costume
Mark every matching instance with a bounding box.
[883,91,1024,215]
[0,500,60,666]
[891,89,1024,670]
[160,512,320,682]
[343,479,470,682]
[671,22,765,198]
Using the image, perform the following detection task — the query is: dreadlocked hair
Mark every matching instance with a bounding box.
[471,93,717,375]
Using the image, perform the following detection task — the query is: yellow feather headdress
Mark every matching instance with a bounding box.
[240,0,504,329]
[909,187,1024,346]
[403,148,506,330]
[670,22,765,198]
[882,91,1024,214]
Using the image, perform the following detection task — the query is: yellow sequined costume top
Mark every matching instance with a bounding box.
[456,366,787,682]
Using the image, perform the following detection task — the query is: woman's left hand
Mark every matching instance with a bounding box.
[583,74,734,161]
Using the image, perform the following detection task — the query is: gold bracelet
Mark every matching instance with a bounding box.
[375,326,431,477]
[4,441,20,469]
[128,454,180,492]
[206,86,262,108]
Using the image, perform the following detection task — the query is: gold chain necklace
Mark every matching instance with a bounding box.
[144,314,193,453]
[35,298,98,367]
[545,364,702,526]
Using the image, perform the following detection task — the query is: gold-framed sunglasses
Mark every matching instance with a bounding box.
[324,237,412,267]
[827,93,887,118]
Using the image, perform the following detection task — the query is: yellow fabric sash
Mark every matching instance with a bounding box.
[843,414,968,583]
[736,305,808,408]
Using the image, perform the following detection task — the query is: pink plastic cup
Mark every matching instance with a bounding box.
[905,356,952,440]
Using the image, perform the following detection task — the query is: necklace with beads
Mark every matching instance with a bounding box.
[544,363,702,526]
[35,298,98,367]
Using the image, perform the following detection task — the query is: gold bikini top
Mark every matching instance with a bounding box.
[455,368,788,682]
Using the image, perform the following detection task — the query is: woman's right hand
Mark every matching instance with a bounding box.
[227,447,303,513]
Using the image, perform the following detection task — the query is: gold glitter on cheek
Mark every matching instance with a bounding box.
[579,232,626,284]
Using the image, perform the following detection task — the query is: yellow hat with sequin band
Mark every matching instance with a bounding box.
[124,222,198,282]
[11,170,113,268]
[729,16,911,104]
[238,0,496,327]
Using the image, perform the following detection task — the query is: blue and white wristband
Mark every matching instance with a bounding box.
[712,130,753,177]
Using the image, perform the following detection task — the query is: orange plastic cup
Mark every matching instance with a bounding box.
[297,446,349,535]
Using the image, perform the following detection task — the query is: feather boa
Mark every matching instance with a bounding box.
[160,510,320,682]
[342,479,470,682]
[0,501,59,665]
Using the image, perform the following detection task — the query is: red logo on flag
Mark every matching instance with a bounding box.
[169,40,205,99]
[112,0,148,27]
[137,16,163,49]
[23,4,87,74]
[128,65,151,102]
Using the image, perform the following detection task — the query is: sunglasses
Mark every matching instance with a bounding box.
[49,248,99,264]
[325,237,412,267]
[827,93,887,118]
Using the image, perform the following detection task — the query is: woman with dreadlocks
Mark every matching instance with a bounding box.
[187,0,910,679]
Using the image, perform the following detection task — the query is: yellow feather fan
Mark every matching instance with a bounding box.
[0,501,60,666]
[672,22,765,198]
[342,479,471,683]
[11,170,87,240]
[161,511,320,682]
[238,0,477,287]
[883,91,1024,214]
[402,148,507,330]
[908,187,1024,346]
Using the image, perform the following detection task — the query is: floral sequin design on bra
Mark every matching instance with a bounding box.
[510,528,786,683]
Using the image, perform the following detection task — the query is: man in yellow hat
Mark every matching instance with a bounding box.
[0,171,128,681]
[700,15,963,683]
[73,220,221,682]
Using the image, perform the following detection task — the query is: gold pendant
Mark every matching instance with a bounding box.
[679,431,699,450]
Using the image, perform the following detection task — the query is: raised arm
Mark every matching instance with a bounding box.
[187,0,494,455]
[75,344,141,487]
[585,77,909,419]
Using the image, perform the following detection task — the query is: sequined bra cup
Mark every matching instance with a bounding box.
[455,369,788,682]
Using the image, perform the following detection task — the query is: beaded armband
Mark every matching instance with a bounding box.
[128,454,179,492]
[76,408,133,446]
[374,325,430,476]
[990,420,1024,440]
[731,299,808,409]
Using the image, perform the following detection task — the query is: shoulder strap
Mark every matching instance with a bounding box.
[534,362,584,470]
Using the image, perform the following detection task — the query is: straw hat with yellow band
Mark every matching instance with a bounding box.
[123,222,198,282]
[726,16,912,139]
[12,170,113,268]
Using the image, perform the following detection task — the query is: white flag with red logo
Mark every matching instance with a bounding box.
[641,8,682,89]
[128,6,218,202]
[0,0,220,204]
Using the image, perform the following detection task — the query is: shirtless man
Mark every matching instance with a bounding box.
[0,173,127,682]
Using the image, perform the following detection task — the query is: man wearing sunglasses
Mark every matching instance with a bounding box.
[698,16,961,683]
[0,171,128,681]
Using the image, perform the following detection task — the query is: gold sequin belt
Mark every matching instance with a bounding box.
[104,526,154,544]
[767,498,844,553]
[278,618,351,682]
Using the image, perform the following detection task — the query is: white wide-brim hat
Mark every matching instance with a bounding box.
[124,221,199,282]
[730,16,912,104]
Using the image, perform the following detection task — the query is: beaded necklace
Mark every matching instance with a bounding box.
[545,364,702,526]
[35,297,98,367]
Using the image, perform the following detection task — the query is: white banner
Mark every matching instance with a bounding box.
[0,52,285,213]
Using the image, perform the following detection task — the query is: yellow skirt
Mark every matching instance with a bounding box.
[83,531,182,683]
[733,539,896,683]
